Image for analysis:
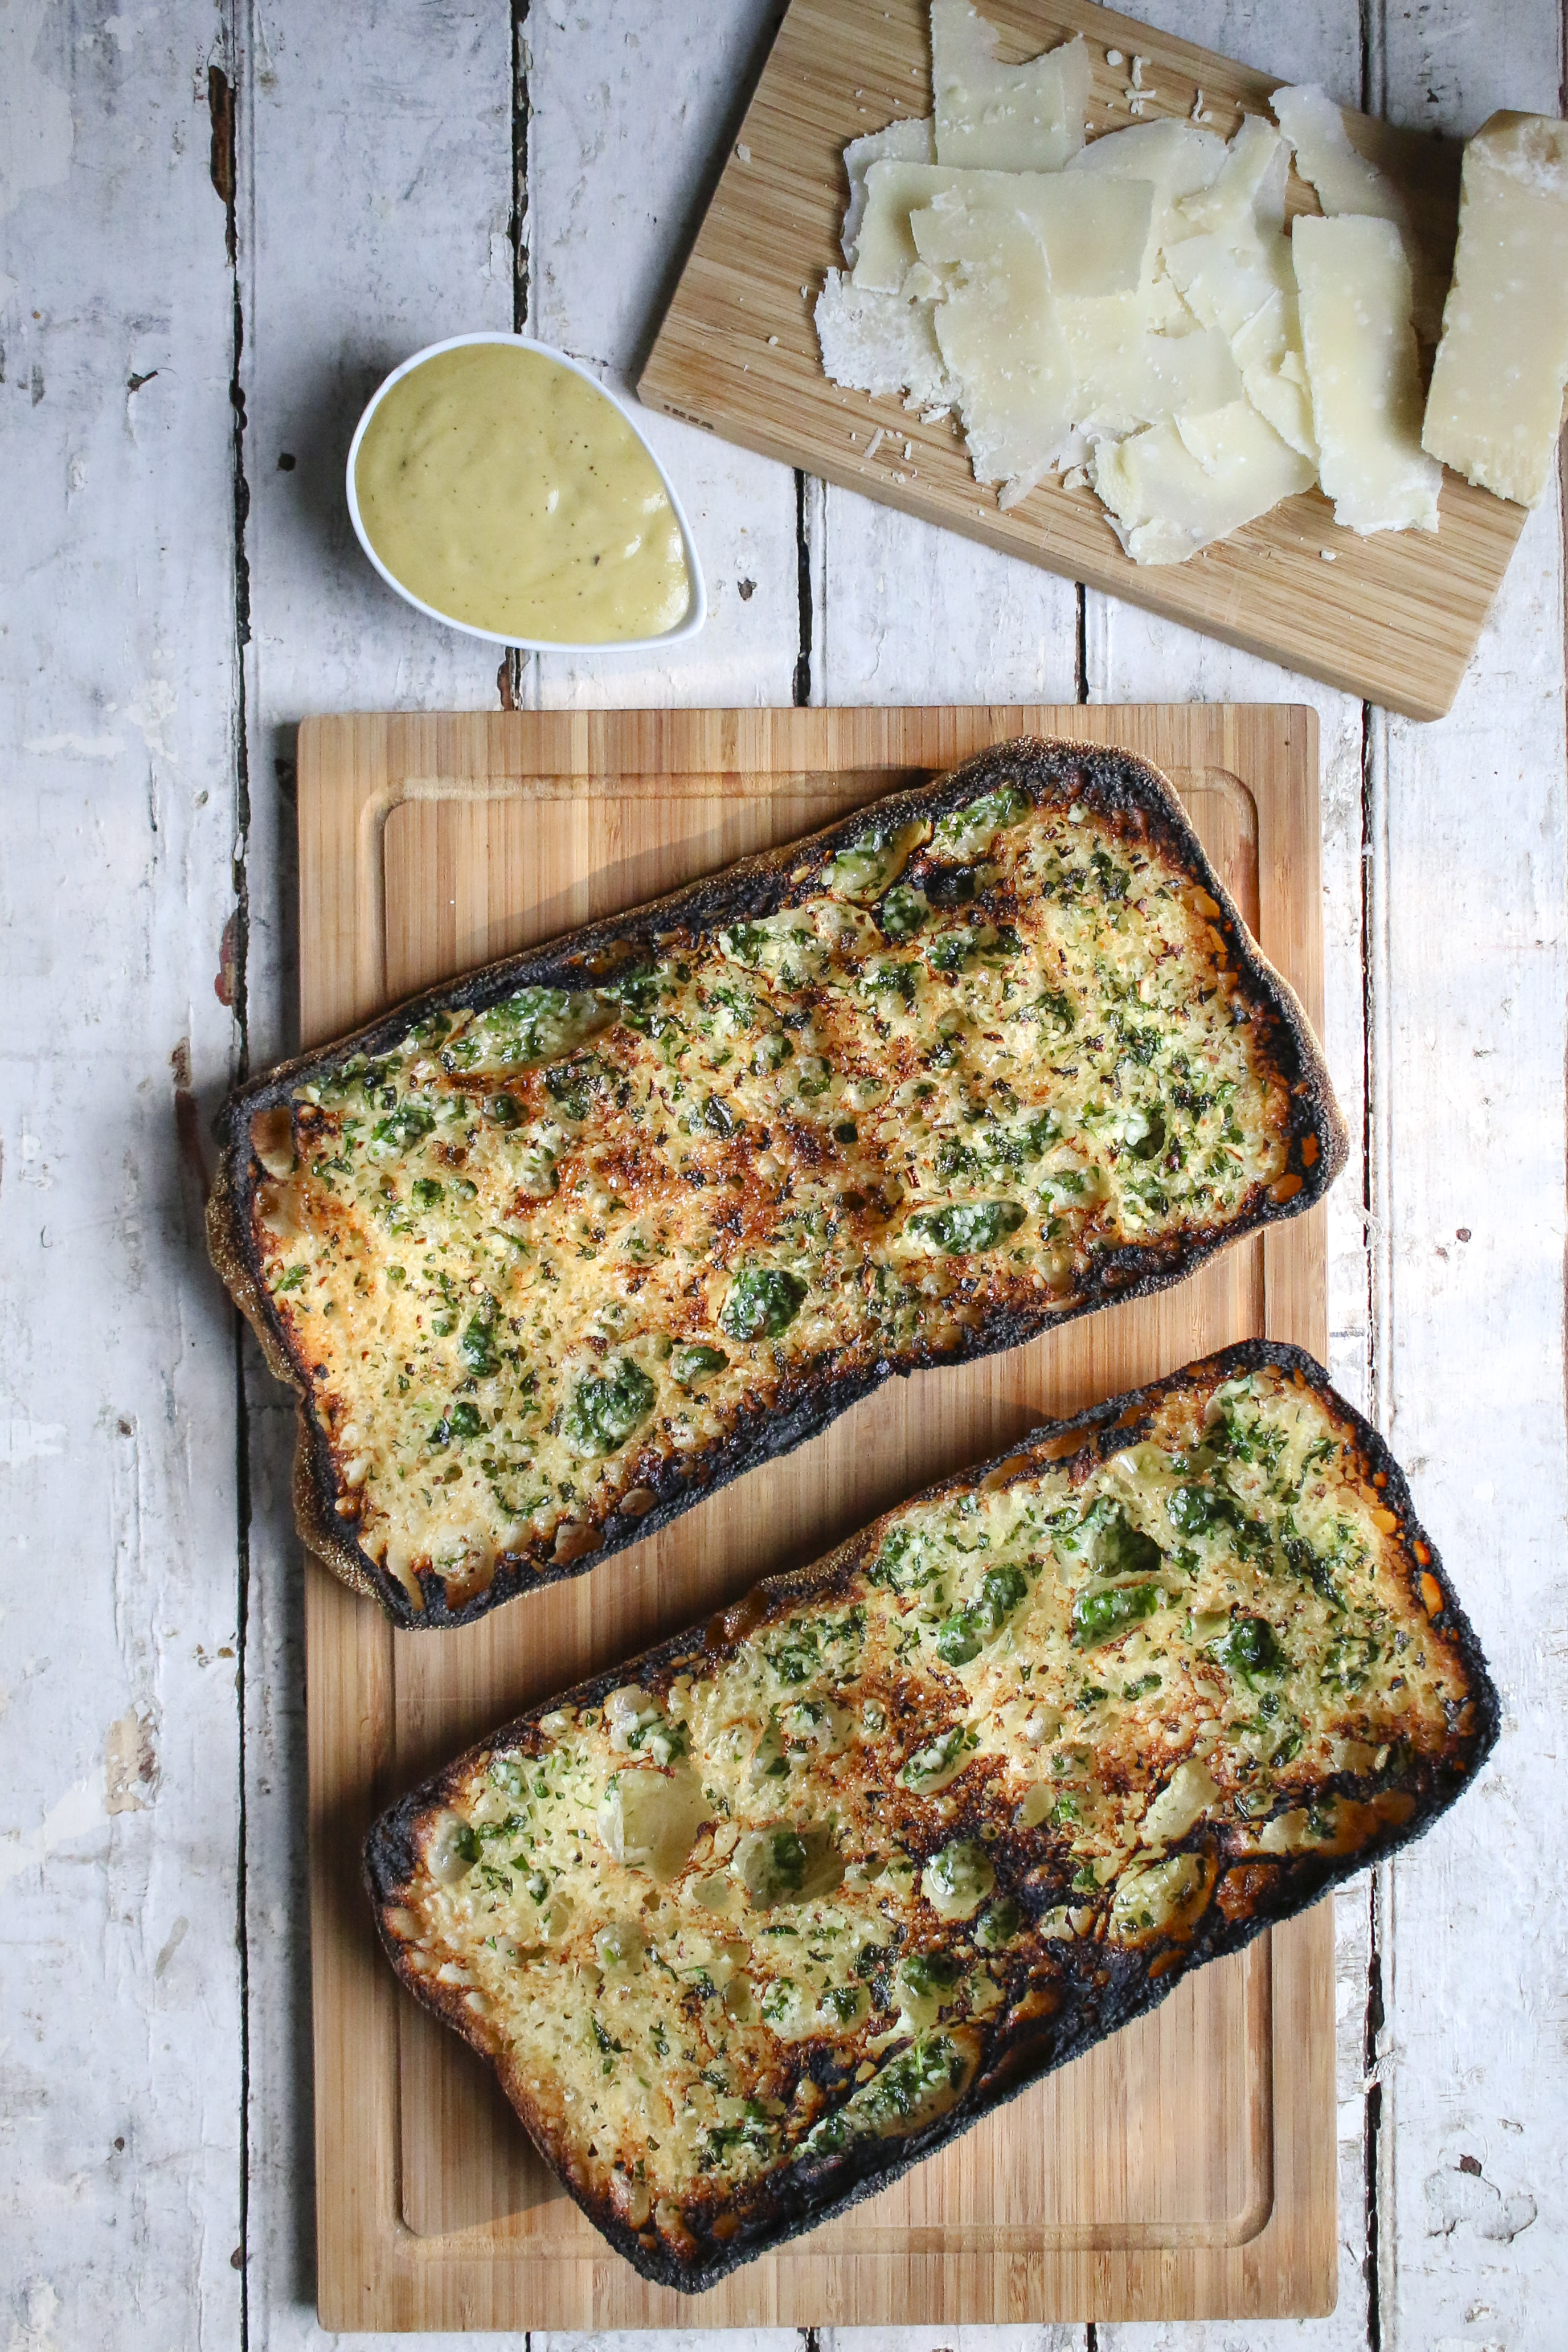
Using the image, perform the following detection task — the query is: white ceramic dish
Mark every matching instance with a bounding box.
[345,331,707,654]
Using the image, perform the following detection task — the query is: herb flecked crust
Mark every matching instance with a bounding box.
[208,738,1347,1627]
[365,1342,1496,2291]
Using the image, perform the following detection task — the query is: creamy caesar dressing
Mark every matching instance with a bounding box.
[354,342,691,643]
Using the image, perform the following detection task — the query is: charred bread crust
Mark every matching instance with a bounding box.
[365,1341,1495,2291]
[210,738,1348,1627]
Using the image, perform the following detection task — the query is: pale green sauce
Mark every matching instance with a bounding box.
[355,343,690,643]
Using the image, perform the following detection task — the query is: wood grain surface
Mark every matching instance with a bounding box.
[640,0,1528,723]
[299,702,1335,2327]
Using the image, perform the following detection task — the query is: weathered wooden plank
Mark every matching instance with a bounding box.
[0,3,244,2346]
[1077,7,1374,2345]
[817,2330,1084,2351]
[821,479,1080,706]
[1372,2,1566,2341]
[239,0,514,741]
[527,0,802,710]
[235,5,514,2347]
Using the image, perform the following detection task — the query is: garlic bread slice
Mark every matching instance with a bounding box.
[366,1341,1494,2288]
[211,738,1344,1626]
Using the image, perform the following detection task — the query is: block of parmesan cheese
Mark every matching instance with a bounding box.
[1090,400,1315,563]
[931,0,1089,173]
[1292,214,1441,533]
[853,161,1152,297]
[1422,112,1568,507]
[910,201,1078,496]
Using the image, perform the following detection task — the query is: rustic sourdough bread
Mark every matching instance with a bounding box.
[208,738,1345,1627]
[366,1342,1495,2288]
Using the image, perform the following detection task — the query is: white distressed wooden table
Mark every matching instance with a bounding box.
[1,2,1559,2347]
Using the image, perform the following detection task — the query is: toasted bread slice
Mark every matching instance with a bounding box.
[209,738,1345,1626]
[366,1342,1495,2289]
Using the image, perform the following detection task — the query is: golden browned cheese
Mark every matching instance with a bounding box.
[366,1346,1495,2289]
[214,743,1343,1624]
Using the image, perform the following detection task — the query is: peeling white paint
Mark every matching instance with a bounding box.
[0,1774,103,1892]
[1425,2163,1539,2245]
[0,1420,65,1466]
[125,677,177,761]
[0,0,73,222]
[5,2279,63,2352]
[22,733,125,760]
[104,1704,158,1814]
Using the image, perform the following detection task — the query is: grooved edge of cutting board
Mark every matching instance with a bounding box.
[638,0,1529,722]
[302,704,1337,2329]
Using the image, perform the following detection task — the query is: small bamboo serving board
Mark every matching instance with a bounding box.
[301,703,1337,2330]
[638,0,1528,721]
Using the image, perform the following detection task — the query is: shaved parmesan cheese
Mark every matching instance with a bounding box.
[814,7,1473,563]
[1292,214,1440,533]
[842,116,935,265]
[854,162,969,292]
[1272,84,1401,225]
[1090,399,1315,563]
[1164,230,1291,353]
[911,201,1078,494]
[931,0,1090,173]
[1423,112,1568,507]
[1174,113,1290,241]
[1067,119,1229,263]
[1163,182,1318,463]
[853,161,1152,296]
[1271,83,1443,341]
[1061,297,1242,436]
[814,270,957,412]
[1246,353,1318,463]
[1022,174,1153,294]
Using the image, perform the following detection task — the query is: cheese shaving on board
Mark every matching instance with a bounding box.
[931,0,1090,174]
[1293,215,1440,534]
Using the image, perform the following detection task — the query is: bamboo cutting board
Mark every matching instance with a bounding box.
[638,0,1528,721]
[301,704,1337,2329]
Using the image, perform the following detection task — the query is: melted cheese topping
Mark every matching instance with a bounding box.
[252,774,1305,1610]
[380,1363,1476,2264]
